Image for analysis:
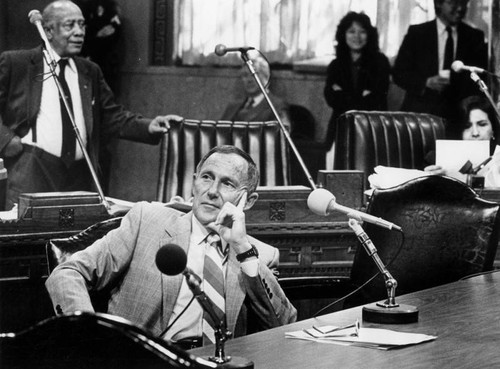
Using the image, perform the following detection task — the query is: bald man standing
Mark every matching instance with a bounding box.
[0,0,181,208]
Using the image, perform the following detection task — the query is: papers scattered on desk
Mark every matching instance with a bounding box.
[285,325,436,350]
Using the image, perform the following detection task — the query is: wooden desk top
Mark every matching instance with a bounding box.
[191,271,500,368]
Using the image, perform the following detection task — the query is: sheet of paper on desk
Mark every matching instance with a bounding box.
[285,327,437,350]
[435,140,490,172]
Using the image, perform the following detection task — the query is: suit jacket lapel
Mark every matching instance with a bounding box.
[160,212,192,327]
[225,248,245,333]
[28,48,44,128]
[74,58,94,138]
[429,20,439,74]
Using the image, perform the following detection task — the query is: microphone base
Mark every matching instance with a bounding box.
[206,356,254,369]
[362,303,419,324]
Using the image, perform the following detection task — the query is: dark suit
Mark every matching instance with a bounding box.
[46,202,297,339]
[393,20,488,137]
[0,46,158,206]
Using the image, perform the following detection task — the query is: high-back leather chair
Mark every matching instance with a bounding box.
[334,111,446,183]
[348,175,500,306]
[157,119,290,202]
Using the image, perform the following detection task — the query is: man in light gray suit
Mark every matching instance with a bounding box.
[46,145,297,348]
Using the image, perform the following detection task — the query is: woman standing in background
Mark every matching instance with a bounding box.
[323,12,390,149]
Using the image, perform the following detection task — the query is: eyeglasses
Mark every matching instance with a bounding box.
[60,19,86,32]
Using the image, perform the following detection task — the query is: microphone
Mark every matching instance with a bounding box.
[28,10,50,49]
[156,244,252,367]
[155,244,206,296]
[155,244,226,328]
[214,44,255,56]
[307,188,402,232]
[451,60,486,74]
[29,10,57,69]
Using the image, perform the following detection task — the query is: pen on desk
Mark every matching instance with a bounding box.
[472,156,493,174]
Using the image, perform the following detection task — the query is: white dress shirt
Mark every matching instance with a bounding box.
[21,49,87,160]
[164,215,259,341]
[437,18,457,71]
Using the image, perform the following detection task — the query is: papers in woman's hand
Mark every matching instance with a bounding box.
[285,325,437,350]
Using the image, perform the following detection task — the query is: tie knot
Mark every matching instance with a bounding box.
[58,59,69,74]
[446,26,452,35]
[206,232,221,247]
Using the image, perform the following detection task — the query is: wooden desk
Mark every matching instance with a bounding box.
[190,271,500,368]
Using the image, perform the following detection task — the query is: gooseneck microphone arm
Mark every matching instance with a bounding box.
[348,219,418,323]
[155,244,254,367]
[348,219,398,307]
[182,269,232,364]
[469,72,500,126]
[29,10,110,210]
[217,45,317,190]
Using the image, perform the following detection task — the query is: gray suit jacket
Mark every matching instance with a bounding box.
[45,202,297,338]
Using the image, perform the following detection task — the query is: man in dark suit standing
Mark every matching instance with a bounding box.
[393,0,488,139]
[0,0,181,208]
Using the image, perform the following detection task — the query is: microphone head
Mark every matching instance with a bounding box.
[28,9,42,24]
[155,243,187,276]
[451,60,464,73]
[214,44,227,56]
[307,188,335,216]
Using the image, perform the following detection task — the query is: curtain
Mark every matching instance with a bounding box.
[174,0,493,67]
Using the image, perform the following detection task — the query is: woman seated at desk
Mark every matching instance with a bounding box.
[425,95,500,187]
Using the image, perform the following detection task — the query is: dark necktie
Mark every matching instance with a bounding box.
[443,26,454,70]
[202,232,226,344]
[58,59,76,167]
[243,97,254,110]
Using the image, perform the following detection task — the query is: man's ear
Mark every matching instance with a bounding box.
[44,27,53,41]
[243,192,259,211]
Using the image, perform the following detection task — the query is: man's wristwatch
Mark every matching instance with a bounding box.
[236,244,259,262]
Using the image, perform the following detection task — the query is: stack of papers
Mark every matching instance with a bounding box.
[285,325,436,350]
[367,166,429,190]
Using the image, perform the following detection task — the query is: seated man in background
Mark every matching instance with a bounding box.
[220,53,291,129]
[46,145,297,349]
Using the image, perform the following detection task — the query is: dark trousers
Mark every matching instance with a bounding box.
[4,144,92,209]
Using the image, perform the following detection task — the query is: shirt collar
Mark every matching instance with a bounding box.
[47,46,76,73]
[436,17,456,35]
[191,215,228,250]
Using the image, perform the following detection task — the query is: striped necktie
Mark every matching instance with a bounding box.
[202,232,226,344]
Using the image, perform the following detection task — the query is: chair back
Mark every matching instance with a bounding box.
[0,312,214,369]
[157,119,289,202]
[349,175,500,305]
[334,110,445,181]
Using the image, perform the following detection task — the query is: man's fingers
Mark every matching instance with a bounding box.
[237,192,247,210]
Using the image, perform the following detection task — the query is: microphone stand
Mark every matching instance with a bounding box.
[238,51,317,190]
[348,219,418,324]
[469,72,500,125]
[41,47,111,211]
[184,272,253,369]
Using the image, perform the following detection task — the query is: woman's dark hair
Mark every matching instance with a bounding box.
[458,95,500,144]
[335,11,379,60]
